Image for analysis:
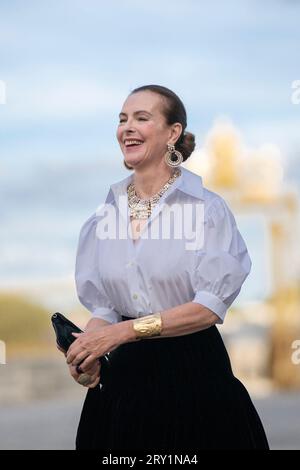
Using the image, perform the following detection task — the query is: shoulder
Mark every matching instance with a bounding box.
[180,167,231,215]
[77,211,99,242]
[202,187,237,227]
[202,187,227,211]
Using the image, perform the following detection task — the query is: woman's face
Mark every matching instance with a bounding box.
[116,90,181,169]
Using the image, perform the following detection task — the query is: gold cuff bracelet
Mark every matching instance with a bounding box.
[132,312,162,339]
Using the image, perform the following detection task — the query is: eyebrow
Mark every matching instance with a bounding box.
[119,110,153,117]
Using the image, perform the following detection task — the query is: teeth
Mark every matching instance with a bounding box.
[125,140,143,146]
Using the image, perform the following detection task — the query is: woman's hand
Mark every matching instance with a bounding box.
[68,360,101,389]
[56,343,101,387]
[66,323,130,372]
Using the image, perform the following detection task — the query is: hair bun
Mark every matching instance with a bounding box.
[176,131,196,161]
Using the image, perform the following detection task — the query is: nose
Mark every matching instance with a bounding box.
[122,116,137,132]
[122,126,137,141]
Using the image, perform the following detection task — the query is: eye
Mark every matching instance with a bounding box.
[118,116,148,124]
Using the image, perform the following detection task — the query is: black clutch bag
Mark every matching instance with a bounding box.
[51,311,110,385]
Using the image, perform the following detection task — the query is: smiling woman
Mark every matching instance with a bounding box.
[117,86,195,173]
[62,84,269,451]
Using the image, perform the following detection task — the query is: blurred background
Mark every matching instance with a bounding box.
[0,0,300,450]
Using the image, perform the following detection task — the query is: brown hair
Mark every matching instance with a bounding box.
[123,84,195,170]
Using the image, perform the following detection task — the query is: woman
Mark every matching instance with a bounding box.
[65,85,269,450]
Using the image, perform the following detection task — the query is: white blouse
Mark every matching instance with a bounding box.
[75,166,251,325]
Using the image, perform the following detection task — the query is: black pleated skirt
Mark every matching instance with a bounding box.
[76,316,269,450]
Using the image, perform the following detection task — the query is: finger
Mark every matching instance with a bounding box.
[87,376,100,389]
[76,355,97,373]
[85,362,101,375]
[70,367,80,381]
[76,361,99,375]
[66,349,75,364]
[83,363,96,375]
[83,366,100,375]
[66,343,78,363]
[77,372,96,387]
[71,371,80,381]
[71,351,91,367]
[72,332,82,338]
[66,338,80,357]
[82,371,100,388]
[67,348,88,365]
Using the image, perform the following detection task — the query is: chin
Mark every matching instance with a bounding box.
[125,156,146,167]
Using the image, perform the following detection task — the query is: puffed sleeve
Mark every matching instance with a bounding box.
[75,213,122,324]
[191,196,252,324]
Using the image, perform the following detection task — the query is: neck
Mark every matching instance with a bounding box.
[133,163,176,199]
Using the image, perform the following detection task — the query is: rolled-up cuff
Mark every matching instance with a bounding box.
[92,307,121,324]
[192,291,227,324]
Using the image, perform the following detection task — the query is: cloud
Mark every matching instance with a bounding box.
[1,73,126,124]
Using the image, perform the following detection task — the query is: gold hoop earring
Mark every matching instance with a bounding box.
[164,143,183,167]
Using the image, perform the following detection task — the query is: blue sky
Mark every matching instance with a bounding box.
[0,0,299,301]
[1,0,300,160]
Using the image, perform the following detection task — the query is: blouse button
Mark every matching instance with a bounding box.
[132,293,139,300]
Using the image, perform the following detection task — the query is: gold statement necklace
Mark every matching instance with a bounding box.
[127,168,181,220]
